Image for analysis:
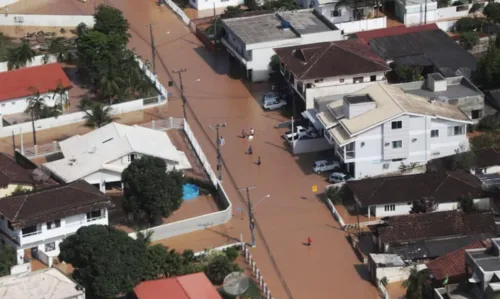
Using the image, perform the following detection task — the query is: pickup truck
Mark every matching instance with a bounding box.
[284,126,317,141]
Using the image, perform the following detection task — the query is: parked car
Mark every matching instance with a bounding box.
[313,160,340,174]
[263,92,281,101]
[328,172,353,184]
[284,126,317,140]
[262,98,287,110]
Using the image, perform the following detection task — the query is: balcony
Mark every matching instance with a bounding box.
[337,143,356,161]
[22,231,42,238]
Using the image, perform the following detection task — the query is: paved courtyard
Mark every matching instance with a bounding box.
[1,0,381,298]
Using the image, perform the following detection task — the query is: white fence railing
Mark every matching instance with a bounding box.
[243,244,275,299]
[378,280,390,299]
[162,0,191,26]
[0,14,94,27]
[129,118,232,242]
[325,184,346,228]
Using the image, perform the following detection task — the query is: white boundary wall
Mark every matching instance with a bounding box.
[0,14,94,27]
[162,0,190,26]
[129,119,232,242]
[337,17,387,35]
[0,0,18,8]
[0,54,57,73]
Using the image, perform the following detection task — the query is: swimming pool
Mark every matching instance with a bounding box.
[183,184,199,200]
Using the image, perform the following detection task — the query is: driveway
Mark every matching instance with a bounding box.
[4,1,380,298]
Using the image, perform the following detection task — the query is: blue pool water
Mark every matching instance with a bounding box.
[183,184,199,200]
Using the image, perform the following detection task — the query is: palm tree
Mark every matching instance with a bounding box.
[7,41,36,70]
[78,97,115,129]
[49,80,72,110]
[99,72,124,105]
[48,37,69,62]
[402,267,431,299]
[38,104,62,119]
[25,87,48,145]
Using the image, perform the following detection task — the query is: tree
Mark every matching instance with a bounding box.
[38,104,62,119]
[223,5,245,18]
[78,97,115,129]
[0,244,16,277]
[49,37,69,62]
[459,195,475,213]
[402,267,431,299]
[25,87,48,120]
[476,43,500,89]
[7,41,35,70]
[460,31,479,50]
[484,3,500,23]
[326,186,344,205]
[122,156,184,225]
[99,72,124,105]
[451,145,475,170]
[93,4,130,48]
[268,54,280,74]
[11,185,32,195]
[49,79,72,109]
[58,225,150,298]
[205,253,238,285]
[410,197,438,214]
[470,133,500,151]
[394,64,423,82]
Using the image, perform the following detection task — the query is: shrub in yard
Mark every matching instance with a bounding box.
[205,254,240,285]
[455,17,483,32]
[223,246,239,262]
[477,113,500,131]
[470,133,500,150]
[326,186,344,205]
[460,31,479,50]
[470,3,482,13]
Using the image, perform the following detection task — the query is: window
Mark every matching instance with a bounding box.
[391,121,402,129]
[314,79,323,83]
[353,77,364,83]
[128,154,136,162]
[430,129,439,138]
[447,126,465,136]
[331,9,341,17]
[45,242,56,252]
[370,75,376,82]
[7,221,12,231]
[46,219,61,230]
[471,109,482,120]
[392,140,402,148]
[384,204,395,212]
[87,210,102,221]
[339,78,344,83]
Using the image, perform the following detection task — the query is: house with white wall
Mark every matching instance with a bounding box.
[189,0,244,11]
[220,9,342,82]
[0,153,35,198]
[0,63,72,117]
[0,180,113,268]
[315,83,471,179]
[465,238,500,298]
[274,38,390,112]
[42,122,191,192]
[346,170,489,218]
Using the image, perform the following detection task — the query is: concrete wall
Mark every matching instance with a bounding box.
[291,136,334,154]
[190,0,244,11]
[376,263,427,283]
[401,1,488,27]
[0,14,94,27]
[10,262,31,275]
[336,17,387,35]
[0,92,64,116]
[162,0,190,25]
[0,54,57,73]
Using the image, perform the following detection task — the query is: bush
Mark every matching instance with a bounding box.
[470,3,482,13]
[459,195,476,213]
[205,254,239,285]
[477,113,500,131]
[223,246,240,262]
[484,3,500,23]
[455,17,484,32]
[460,31,479,50]
[470,133,500,150]
[326,186,344,205]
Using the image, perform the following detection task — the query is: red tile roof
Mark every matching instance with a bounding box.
[0,63,72,102]
[355,24,439,42]
[426,239,491,281]
[134,272,221,299]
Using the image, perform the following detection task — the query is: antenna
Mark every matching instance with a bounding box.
[455,67,471,79]
[222,272,250,297]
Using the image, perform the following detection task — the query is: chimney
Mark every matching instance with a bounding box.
[342,94,377,119]
[426,73,447,92]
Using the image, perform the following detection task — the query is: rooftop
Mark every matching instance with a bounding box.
[374,211,497,244]
[325,83,471,145]
[427,239,491,282]
[468,245,500,272]
[134,272,221,299]
[273,39,389,80]
[394,76,483,103]
[355,24,439,41]
[222,9,336,45]
[0,268,84,299]
[370,29,477,77]
[43,122,191,182]
[0,63,72,102]
[0,153,35,188]
[0,180,113,228]
[369,253,405,267]
[346,170,484,207]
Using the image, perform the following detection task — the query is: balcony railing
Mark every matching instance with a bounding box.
[22,230,42,238]
[346,151,355,159]
[87,215,105,223]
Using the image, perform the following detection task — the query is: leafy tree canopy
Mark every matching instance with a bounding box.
[205,253,239,285]
[122,156,184,225]
[459,195,476,213]
[476,43,500,89]
[402,267,431,299]
[460,31,479,50]
[93,4,130,47]
[58,225,150,298]
[410,198,438,214]
[0,244,16,277]
[484,3,500,23]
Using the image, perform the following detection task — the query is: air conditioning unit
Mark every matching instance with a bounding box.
[383,163,390,169]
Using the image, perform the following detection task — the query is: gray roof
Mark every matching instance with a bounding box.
[395,76,483,101]
[222,10,336,45]
[469,247,500,272]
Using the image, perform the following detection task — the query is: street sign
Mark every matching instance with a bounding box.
[312,185,318,193]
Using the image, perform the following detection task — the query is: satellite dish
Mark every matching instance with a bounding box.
[455,67,472,79]
[32,168,50,183]
[222,272,250,297]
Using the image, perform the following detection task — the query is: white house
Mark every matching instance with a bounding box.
[316,83,472,179]
[0,180,113,268]
[274,38,390,111]
[188,0,243,11]
[220,9,343,82]
[42,122,192,192]
[346,170,490,218]
[0,63,72,117]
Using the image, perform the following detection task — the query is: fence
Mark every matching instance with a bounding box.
[377,280,390,299]
[0,14,95,27]
[325,184,346,228]
[337,17,387,35]
[162,0,191,26]
[242,244,275,299]
[0,54,57,73]
[128,118,232,242]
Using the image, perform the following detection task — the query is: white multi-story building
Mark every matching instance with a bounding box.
[220,9,342,82]
[316,83,472,179]
[42,122,192,192]
[274,38,390,112]
[0,63,71,116]
[0,180,113,268]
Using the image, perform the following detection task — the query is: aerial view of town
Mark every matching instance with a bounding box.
[1,0,500,298]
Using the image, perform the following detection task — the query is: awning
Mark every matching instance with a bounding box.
[301,109,322,131]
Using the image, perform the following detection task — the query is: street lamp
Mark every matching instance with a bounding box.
[239,187,271,248]
[253,194,271,210]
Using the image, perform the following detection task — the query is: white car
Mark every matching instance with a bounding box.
[328,172,353,184]
[263,98,287,110]
[263,92,281,101]
[284,126,317,140]
[313,160,340,174]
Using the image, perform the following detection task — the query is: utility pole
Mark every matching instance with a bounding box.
[239,186,257,247]
[173,69,187,119]
[147,23,157,75]
[209,123,227,181]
